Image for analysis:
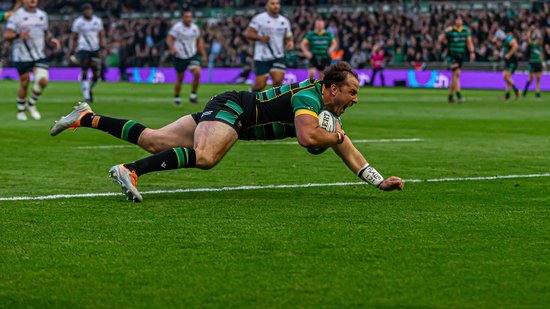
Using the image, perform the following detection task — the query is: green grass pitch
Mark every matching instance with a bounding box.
[0,80,549,308]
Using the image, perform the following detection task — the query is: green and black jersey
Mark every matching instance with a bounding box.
[502,35,518,60]
[528,41,543,64]
[240,79,325,140]
[303,30,335,59]
[445,26,471,57]
[0,10,7,23]
[201,79,326,141]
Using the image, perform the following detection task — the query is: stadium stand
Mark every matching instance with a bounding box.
[1,1,549,71]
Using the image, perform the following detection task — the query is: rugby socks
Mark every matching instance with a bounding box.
[81,80,91,101]
[536,92,541,98]
[174,96,181,105]
[28,93,40,106]
[524,81,531,94]
[124,147,196,176]
[505,92,511,99]
[79,114,146,144]
[512,85,519,93]
[448,94,453,101]
[456,92,462,100]
[17,98,26,112]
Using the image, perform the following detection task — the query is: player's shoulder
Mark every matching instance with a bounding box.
[73,15,84,23]
[253,11,269,20]
[170,20,183,29]
[11,7,25,18]
[36,8,48,17]
[292,80,323,107]
[278,14,291,24]
[92,15,102,23]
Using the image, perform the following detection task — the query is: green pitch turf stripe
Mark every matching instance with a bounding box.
[174,148,185,168]
[121,120,138,141]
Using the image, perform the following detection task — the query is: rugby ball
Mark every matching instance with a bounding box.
[307,110,337,155]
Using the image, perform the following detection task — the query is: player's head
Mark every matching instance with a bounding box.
[322,62,359,116]
[182,10,193,26]
[81,3,93,18]
[314,19,325,33]
[454,16,463,28]
[265,0,281,17]
[23,0,38,10]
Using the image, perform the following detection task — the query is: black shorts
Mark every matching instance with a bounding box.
[447,54,463,70]
[194,91,256,134]
[173,54,201,73]
[13,58,48,75]
[528,62,542,73]
[254,58,286,76]
[76,50,100,68]
[504,57,518,73]
[309,57,331,71]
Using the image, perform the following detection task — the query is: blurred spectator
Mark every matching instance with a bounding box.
[2,1,548,69]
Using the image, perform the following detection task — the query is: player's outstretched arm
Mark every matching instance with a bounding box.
[332,137,404,191]
[295,113,343,148]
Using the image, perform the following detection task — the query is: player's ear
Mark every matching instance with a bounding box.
[330,84,338,96]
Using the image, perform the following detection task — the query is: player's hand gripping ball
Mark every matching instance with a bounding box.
[307,110,338,155]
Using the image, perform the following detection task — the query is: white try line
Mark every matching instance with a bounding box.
[1,173,549,202]
[75,138,425,149]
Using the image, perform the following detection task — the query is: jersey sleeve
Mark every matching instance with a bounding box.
[168,23,178,37]
[328,31,335,42]
[284,18,292,38]
[43,12,49,30]
[5,12,18,31]
[292,91,323,117]
[71,19,79,33]
[98,17,104,31]
[248,15,260,31]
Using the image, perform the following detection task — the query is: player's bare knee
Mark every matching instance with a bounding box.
[137,129,161,153]
[39,78,48,88]
[194,149,220,170]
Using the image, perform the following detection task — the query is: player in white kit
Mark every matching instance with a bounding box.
[166,9,207,105]
[3,0,60,121]
[70,3,105,103]
[245,0,293,91]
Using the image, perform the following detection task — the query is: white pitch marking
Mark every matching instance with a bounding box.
[0,173,548,202]
[75,138,425,149]
[76,145,133,149]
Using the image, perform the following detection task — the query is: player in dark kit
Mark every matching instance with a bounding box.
[523,27,546,99]
[438,17,475,103]
[50,62,404,201]
[301,19,337,80]
[494,29,520,100]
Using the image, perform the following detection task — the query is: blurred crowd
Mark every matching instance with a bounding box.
[1,1,549,72]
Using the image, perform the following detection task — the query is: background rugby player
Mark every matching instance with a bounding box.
[3,0,60,121]
[166,9,207,105]
[70,3,106,103]
[300,18,337,80]
[245,0,293,91]
[439,16,475,103]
